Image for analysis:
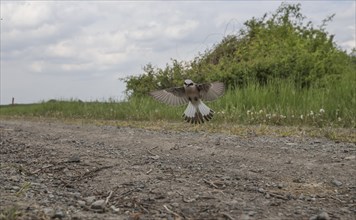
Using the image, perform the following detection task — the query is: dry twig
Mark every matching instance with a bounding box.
[269,193,288,200]
[177,191,196,203]
[163,204,181,219]
[78,165,114,180]
[105,190,113,205]
[222,212,235,220]
[203,179,219,188]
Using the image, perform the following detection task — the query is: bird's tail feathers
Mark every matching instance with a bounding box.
[182,101,214,124]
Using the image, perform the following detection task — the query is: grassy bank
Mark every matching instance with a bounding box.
[1,78,354,129]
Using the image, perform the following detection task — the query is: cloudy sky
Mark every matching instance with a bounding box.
[1,1,355,104]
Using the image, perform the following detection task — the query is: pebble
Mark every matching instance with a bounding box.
[331,179,343,187]
[265,193,271,199]
[77,200,86,207]
[344,155,355,160]
[309,211,330,220]
[149,155,160,160]
[214,137,221,145]
[239,214,250,220]
[67,154,81,163]
[181,207,194,215]
[84,196,96,204]
[171,202,179,207]
[9,175,21,182]
[54,209,65,219]
[42,207,54,216]
[72,213,84,220]
[110,205,120,213]
[248,211,256,216]
[11,186,20,191]
[91,199,106,210]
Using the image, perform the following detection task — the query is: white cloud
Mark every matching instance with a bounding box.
[30,61,46,73]
[164,20,199,39]
[47,41,76,58]
[5,2,51,29]
[1,1,355,104]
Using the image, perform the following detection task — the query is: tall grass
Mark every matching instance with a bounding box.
[213,77,355,127]
[1,77,354,128]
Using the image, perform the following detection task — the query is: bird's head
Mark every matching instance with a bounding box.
[184,79,194,88]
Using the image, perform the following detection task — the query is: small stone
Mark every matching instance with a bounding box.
[149,155,160,160]
[248,211,256,216]
[331,179,342,187]
[239,214,250,220]
[9,175,21,182]
[340,207,351,213]
[67,154,81,163]
[277,183,283,189]
[72,192,81,199]
[77,200,86,207]
[91,199,106,210]
[345,155,355,160]
[11,186,20,191]
[182,207,194,215]
[258,188,265,193]
[110,205,120,213]
[84,196,96,204]
[298,194,305,200]
[171,202,179,207]
[53,209,65,219]
[72,212,85,220]
[293,178,305,183]
[42,207,54,216]
[214,137,221,145]
[309,211,330,220]
[265,193,271,199]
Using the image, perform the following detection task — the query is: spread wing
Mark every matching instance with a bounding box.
[150,87,189,106]
[197,82,225,101]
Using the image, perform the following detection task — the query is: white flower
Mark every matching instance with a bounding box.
[319,108,325,114]
[259,110,263,114]
[310,111,314,116]
[300,115,304,120]
[338,117,342,122]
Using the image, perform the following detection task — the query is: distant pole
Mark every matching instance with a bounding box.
[12,97,15,105]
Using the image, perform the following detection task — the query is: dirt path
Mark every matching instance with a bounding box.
[0,119,355,220]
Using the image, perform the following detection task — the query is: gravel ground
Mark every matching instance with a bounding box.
[0,119,355,220]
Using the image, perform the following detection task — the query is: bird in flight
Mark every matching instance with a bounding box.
[150,79,225,124]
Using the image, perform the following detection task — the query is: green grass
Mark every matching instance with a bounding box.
[0,73,355,144]
[0,206,21,220]
[1,77,354,128]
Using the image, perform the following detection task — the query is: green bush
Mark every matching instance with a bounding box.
[122,3,355,96]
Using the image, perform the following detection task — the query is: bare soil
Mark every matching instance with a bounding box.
[0,119,355,220]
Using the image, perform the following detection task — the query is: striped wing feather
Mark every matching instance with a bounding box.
[150,87,189,106]
[198,82,225,101]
